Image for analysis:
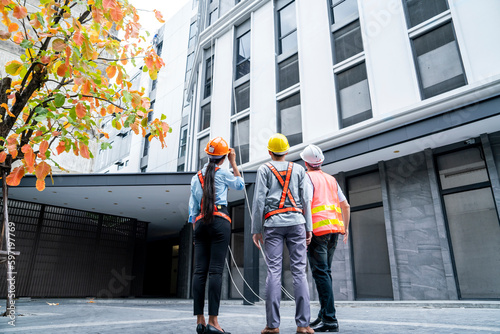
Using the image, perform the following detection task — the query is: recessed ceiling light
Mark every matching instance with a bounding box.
[64,203,68,205]
[166,203,169,205]
[165,190,170,192]
[172,211,176,214]
[142,207,146,209]
[92,208,95,210]
[52,191,57,194]
[138,197,142,199]
[84,197,89,199]
[33,198,37,200]
[108,191,112,193]
[394,150,400,153]
[120,212,123,214]
[113,203,118,205]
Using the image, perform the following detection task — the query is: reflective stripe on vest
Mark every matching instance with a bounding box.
[307,170,344,236]
[195,167,232,223]
[264,162,303,220]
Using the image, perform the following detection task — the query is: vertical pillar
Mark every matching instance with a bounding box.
[481,133,500,222]
[378,161,401,300]
[424,149,458,299]
[243,184,260,304]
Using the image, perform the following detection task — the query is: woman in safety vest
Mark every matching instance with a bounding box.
[189,137,244,334]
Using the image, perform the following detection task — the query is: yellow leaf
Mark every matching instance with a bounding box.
[5,60,23,76]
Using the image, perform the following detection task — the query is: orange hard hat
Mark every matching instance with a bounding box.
[205,137,231,156]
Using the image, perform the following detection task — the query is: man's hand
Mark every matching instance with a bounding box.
[343,230,349,244]
[306,231,312,246]
[252,233,263,249]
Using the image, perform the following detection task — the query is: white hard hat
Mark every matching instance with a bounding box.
[300,144,324,166]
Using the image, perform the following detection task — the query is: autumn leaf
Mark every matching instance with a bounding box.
[76,102,86,118]
[40,55,50,64]
[0,151,7,163]
[8,22,18,33]
[22,145,35,173]
[74,30,83,46]
[80,143,90,159]
[52,38,66,52]
[0,30,11,40]
[36,179,46,191]
[56,63,68,77]
[5,60,23,76]
[13,5,28,19]
[56,141,66,155]
[6,166,25,186]
[106,65,117,78]
[7,135,18,158]
[39,140,49,155]
[154,9,165,23]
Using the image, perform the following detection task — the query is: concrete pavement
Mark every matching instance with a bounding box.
[1,298,500,333]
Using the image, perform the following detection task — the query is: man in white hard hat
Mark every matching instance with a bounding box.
[300,144,350,333]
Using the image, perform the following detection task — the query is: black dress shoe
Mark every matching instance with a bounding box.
[206,324,231,334]
[196,323,206,334]
[310,317,322,327]
[311,320,339,332]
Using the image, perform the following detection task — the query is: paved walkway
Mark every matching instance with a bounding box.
[1,298,500,333]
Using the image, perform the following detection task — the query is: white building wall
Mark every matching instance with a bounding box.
[449,0,500,84]
[250,1,278,162]
[296,0,338,142]
[359,0,421,118]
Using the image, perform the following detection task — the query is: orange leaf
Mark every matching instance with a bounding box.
[52,38,66,52]
[12,5,28,19]
[41,55,50,64]
[81,80,91,95]
[21,144,35,172]
[35,161,51,179]
[7,135,18,158]
[8,22,18,33]
[99,107,106,117]
[57,63,67,77]
[106,65,117,79]
[39,140,49,155]
[80,143,90,159]
[6,166,25,186]
[36,179,46,191]
[73,144,79,156]
[154,10,165,23]
[76,102,86,118]
[56,141,66,155]
[120,53,127,65]
[74,30,83,46]
[0,151,6,163]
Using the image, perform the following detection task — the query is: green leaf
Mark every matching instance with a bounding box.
[54,94,66,107]
[160,114,166,120]
[100,142,112,150]
[142,65,148,72]
[36,12,46,27]
[5,61,23,76]
[168,127,172,133]
[141,117,147,128]
[20,39,33,49]
[34,114,47,122]
[122,91,132,103]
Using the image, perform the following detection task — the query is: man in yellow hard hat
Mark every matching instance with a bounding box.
[251,133,314,334]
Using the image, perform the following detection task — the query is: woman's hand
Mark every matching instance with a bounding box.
[228,148,236,164]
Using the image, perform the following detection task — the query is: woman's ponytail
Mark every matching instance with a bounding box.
[201,157,224,223]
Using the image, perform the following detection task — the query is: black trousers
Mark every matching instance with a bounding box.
[192,211,231,316]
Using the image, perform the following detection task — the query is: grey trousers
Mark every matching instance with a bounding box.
[263,224,310,328]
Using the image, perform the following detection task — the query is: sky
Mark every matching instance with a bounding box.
[129,0,192,41]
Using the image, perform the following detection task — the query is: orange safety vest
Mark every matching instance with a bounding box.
[195,167,232,223]
[307,170,344,236]
[264,162,303,220]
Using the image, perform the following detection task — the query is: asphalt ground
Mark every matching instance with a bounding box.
[1,299,500,333]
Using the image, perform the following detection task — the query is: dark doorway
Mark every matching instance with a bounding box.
[143,238,180,297]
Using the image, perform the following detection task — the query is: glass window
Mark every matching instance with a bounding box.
[198,136,209,169]
[188,22,197,48]
[143,134,150,157]
[177,163,185,172]
[178,125,188,158]
[236,31,251,79]
[331,0,359,26]
[156,41,163,57]
[204,56,213,99]
[436,147,488,190]
[234,82,250,114]
[347,171,382,207]
[278,54,299,92]
[337,62,372,127]
[412,22,466,99]
[278,1,297,55]
[232,117,250,165]
[333,20,363,64]
[186,52,195,71]
[209,8,218,26]
[278,92,302,147]
[200,103,211,131]
[140,166,147,173]
[405,0,448,28]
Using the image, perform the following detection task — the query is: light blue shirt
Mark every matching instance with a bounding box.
[188,163,245,223]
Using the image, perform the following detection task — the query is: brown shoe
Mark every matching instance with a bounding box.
[296,326,314,334]
[261,326,280,334]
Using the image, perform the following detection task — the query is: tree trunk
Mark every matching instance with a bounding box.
[2,168,14,318]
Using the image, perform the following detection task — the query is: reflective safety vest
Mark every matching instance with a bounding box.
[307,170,344,236]
[195,167,232,223]
[264,162,303,219]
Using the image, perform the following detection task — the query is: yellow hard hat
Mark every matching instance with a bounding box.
[267,133,290,154]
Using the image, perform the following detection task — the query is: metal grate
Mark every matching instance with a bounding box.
[0,198,148,298]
